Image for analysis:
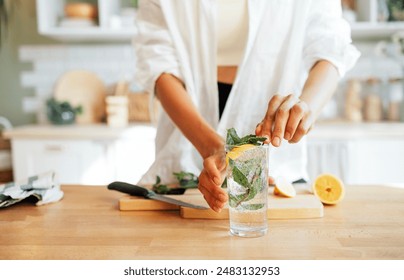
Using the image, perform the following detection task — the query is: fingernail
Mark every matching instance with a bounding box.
[218,194,227,202]
[213,176,220,185]
[284,132,291,140]
[273,137,281,147]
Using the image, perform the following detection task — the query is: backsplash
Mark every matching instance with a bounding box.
[19,44,136,123]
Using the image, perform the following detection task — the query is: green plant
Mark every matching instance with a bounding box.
[388,0,404,10]
[388,0,404,21]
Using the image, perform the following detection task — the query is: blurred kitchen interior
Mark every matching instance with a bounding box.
[1,0,404,186]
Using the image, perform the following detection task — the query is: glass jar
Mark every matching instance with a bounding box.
[363,77,384,122]
[387,78,403,121]
[344,79,363,122]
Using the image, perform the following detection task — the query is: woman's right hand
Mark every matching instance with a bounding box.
[198,150,228,212]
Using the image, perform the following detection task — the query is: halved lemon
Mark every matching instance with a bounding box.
[226,144,256,165]
[273,176,296,198]
[312,173,345,205]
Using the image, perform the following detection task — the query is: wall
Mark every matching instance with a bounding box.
[19,44,136,123]
[0,1,137,127]
[0,0,58,126]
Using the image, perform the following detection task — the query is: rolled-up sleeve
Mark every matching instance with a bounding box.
[303,0,360,77]
[133,0,183,95]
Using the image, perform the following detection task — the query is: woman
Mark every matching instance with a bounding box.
[133,0,360,212]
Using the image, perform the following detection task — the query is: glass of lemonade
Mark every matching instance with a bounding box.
[226,144,269,237]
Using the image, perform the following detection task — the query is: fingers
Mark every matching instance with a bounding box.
[284,100,309,141]
[289,111,314,143]
[257,95,313,146]
[203,152,226,184]
[257,94,284,144]
[198,155,228,212]
[271,94,298,147]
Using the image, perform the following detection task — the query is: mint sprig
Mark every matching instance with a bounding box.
[226,128,266,146]
[152,171,199,194]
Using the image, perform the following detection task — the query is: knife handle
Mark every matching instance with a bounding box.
[107,181,153,198]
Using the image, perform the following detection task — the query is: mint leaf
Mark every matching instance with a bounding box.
[226,128,241,146]
[232,165,250,190]
[226,128,266,146]
[173,171,198,188]
[242,203,265,210]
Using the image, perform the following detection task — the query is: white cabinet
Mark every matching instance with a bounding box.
[5,124,156,185]
[11,139,112,184]
[36,0,138,41]
[307,122,404,185]
[307,139,404,185]
[346,139,404,184]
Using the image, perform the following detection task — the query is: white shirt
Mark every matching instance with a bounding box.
[134,0,360,185]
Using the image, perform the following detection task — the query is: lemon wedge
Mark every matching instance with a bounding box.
[273,176,296,198]
[312,173,345,205]
[226,144,256,165]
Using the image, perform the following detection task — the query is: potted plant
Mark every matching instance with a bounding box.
[388,0,404,21]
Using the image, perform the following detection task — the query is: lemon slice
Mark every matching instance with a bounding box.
[312,173,345,205]
[273,176,296,198]
[226,144,256,165]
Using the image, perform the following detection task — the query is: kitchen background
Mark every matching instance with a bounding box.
[1,0,404,186]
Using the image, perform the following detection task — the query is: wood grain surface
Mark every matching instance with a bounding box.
[119,185,323,219]
[0,185,403,260]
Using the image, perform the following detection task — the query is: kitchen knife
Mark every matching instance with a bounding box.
[107,181,208,210]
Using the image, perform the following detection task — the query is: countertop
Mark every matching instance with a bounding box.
[1,185,403,260]
[2,123,156,140]
[3,121,404,141]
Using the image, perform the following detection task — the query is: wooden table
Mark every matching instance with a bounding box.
[1,185,403,260]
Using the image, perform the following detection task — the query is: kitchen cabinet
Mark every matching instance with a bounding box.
[11,139,111,185]
[36,0,138,41]
[3,124,155,185]
[350,0,404,39]
[307,122,404,185]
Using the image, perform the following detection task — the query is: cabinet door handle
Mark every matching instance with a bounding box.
[44,145,63,152]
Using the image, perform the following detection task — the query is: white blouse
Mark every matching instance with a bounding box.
[134,0,360,185]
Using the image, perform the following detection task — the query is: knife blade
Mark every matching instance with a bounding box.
[107,181,208,210]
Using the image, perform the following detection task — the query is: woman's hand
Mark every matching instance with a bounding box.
[255,94,314,147]
[198,150,228,212]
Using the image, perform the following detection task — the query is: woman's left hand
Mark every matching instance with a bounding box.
[255,94,314,147]
[198,150,228,212]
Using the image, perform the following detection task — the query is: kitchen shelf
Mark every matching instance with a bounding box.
[351,22,404,39]
[36,0,404,41]
[37,27,138,42]
[36,0,138,42]
[348,0,404,40]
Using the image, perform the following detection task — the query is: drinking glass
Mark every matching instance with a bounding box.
[226,144,269,237]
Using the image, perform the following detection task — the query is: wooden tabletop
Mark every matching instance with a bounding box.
[1,185,403,260]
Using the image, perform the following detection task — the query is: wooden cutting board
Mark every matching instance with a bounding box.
[54,70,107,124]
[118,184,324,220]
